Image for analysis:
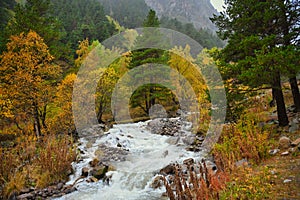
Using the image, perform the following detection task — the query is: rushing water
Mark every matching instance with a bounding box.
[58,119,205,200]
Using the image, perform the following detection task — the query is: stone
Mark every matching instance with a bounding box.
[160,164,175,175]
[57,182,64,190]
[279,136,291,149]
[89,158,100,167]
[20,188,31,194]
[269,149,280,155]
[183,158,194,165]
[150,176,164,189]
[81,167,89,177]
[89,176,98,182]
[281,151,289,156]
[291,138,300,147]
[165,137,180,145]
[64,187,76,194]
[17,193,34,199]
[90,165,108,179]
[283,179,292,183]
[182,135,196,145]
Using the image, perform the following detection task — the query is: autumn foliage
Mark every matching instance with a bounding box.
[0,31,61,136]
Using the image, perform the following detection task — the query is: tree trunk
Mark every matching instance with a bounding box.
[97,104,104,123]
[272,72,289,126]
[33,101,42,137]
[289,76,300,112]
[41,105,47,129]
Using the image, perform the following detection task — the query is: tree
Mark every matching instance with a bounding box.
[0,31,61,136]
[128,9,170,115]
[210,0,300,126]
[50,0,116,53]
[0,0,16,53]
[276,0,300,112]
[7,0,67,60]
[48,73,76,134]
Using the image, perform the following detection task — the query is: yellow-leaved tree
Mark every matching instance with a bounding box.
[0,31,61,136]
[48,73,76,134]
[169,45,210,132]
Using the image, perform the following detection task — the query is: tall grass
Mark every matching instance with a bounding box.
[0,134,76,198]
[163,161,229,200]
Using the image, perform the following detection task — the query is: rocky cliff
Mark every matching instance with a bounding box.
[144,0,218,31]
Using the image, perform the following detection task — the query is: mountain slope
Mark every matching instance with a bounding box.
[145,0,218,31]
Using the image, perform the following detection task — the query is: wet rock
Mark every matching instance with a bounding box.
[64,187,76,194]
[166,137,180,145]
[95,144,128,163]
[81,167,89,177]
[151,175,164,189]
[89,176,98,182]
[291,138,300,147]
[57,182,64,190]
[79,124,106,138]
[182,135,196,145]
[20,188,31,194]
[147,118,182,136]
[279,136,291,149]
[17,193,34,199]
[183,158,194,165]
[90,165,109,180]
[160,164,176,175]
[89,158,100,167]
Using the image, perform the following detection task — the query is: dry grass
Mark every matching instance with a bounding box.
[0,134,76,198]
[163,161,229,200]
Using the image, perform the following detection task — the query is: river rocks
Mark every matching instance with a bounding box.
[160,164,176,175]
[183,158,194,165]
[89,158,100,167]
[147,118,182,136]
[16,183,77,200]
[150,175,164,189]
[81,167,89,177]
[147,118,198,147]
[95,144,128,163]
[17,193,34,199]
[79,124,106,138]
[279,136,291,149]
[90,165,109,179]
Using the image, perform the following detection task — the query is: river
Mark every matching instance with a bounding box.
[58,119,206,200]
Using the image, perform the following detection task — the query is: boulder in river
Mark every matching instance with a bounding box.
[90,165,109,180]
[160,164,176,175]
[81,167,89,177]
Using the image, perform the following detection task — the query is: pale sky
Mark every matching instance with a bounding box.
[210,0,225,12]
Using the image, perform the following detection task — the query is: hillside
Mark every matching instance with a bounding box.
[145,0,218,32]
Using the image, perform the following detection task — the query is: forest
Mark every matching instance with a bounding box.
[0,0,299,199]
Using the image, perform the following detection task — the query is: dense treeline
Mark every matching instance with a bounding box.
[160,16,224,49]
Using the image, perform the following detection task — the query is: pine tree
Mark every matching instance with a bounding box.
[211,0,300,126]
[128,10,170,115]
